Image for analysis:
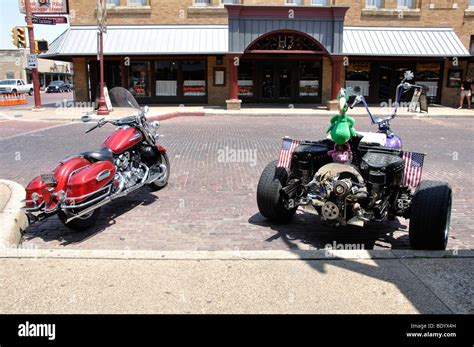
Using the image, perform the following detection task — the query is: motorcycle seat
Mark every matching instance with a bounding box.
[81,147,114,163]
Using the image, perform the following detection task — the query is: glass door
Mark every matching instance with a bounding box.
[260,62,275,100]
[278,63,293,100]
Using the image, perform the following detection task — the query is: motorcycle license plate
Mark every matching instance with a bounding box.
[40,174,57,185]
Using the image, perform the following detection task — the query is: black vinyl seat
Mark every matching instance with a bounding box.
[81,147,114,163]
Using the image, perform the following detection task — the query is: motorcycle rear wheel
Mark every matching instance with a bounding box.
[58,207,101,231]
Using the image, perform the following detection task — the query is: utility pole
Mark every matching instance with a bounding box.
[96,0,109,116]
[24,0,41,109]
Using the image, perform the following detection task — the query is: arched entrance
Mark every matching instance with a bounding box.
[239,30,328,103]
[224,4,349,109]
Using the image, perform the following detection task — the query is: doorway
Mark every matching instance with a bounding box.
[257,61,296,102]
[377,62,415,102]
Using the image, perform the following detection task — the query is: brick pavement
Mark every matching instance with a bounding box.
[0,116,472,250]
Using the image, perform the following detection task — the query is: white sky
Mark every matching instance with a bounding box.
[0,0,70,49]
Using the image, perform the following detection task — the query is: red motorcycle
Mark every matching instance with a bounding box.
[23,87,170,230]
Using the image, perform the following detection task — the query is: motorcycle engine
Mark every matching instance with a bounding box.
[305,163,369,226]
[114,151,147,189]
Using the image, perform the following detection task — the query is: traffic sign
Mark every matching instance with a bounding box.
[27,16,68,25]
[27,54,38,69]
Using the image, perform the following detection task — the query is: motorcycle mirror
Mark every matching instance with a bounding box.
[81,114,92,123]
[404,71,414,81]
[142,105,150,114]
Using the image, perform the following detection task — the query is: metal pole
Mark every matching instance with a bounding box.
[96,26,109,115]
[25,0,41,109]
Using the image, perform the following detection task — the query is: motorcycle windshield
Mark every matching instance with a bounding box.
[109,87,140,110]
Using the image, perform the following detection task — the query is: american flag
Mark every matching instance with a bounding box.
[277,138,300,169]
[402,151,425,188]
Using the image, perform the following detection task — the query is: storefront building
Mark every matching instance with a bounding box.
[42,1,473,109]
[0,49,72,89]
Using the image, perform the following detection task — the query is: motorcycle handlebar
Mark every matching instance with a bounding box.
[84,115,141,134]
[85,124,99,133]
[350,97,359,109]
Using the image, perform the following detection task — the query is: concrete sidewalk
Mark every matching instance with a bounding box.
[0,250,472,314]
[1,103,473,122]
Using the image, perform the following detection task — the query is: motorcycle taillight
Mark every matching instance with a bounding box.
[40,173,58,187]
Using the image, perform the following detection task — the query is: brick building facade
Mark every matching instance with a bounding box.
[43,0,474,108]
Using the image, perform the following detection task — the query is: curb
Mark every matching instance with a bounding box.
[147,111,205,122]
[39,111,206,123]
[1,248,472,261]
[207,112,474,118]
[0,179,28,248]
[3,109,472,122]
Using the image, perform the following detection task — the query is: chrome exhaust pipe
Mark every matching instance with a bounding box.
[147,164,167,184]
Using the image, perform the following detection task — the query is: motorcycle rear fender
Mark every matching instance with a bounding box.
[25,156,90,208]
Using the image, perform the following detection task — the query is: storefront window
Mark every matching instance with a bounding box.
[155,61,178,96]
[128,61,150,97]
[346,62,371,96]
[415,63,441,98]
[238,61,254,97]
[299,61,320,97]
[182,61,206,97]
[286,0,304,4]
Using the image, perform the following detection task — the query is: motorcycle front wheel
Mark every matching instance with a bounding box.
[148,152,170,191]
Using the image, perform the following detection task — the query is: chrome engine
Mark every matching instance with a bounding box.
[303,163,370,227]
[114,151,147,189]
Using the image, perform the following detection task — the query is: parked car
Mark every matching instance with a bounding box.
[64,83,74,90]
[46,81,70,93]
[0,79,34,95]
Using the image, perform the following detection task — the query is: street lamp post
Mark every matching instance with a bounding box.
[24,0,41,109]
[96,0,109,116]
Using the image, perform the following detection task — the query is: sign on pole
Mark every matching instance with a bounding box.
[19,0,69,15]
[27,54,38,69]
[97,0,107,33]
[28,16,68,25]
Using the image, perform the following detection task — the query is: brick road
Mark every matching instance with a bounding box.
[0,115,472,250]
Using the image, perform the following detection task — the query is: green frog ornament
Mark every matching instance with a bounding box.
[327,88,357,145]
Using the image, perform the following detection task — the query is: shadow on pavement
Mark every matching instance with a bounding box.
[248,211,460,314]
[248,211,410,250]
[22,188,159,246]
